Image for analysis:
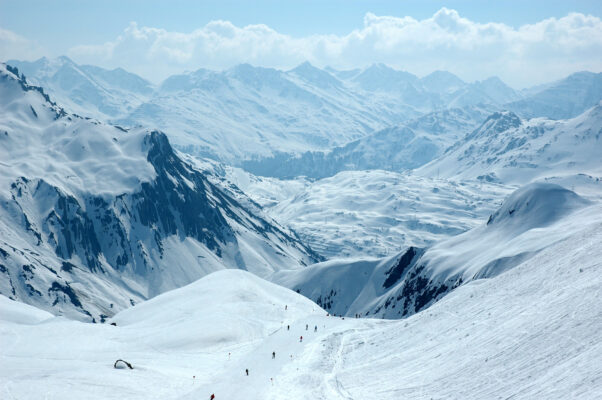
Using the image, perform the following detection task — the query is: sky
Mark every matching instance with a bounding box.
[1,0,602,87]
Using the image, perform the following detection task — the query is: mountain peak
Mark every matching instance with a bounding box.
[421,70,465,93]
[288,61,342,88]
[57,55,76,65]
[352,63,419,91]
[483,110,522,132]
[487,183,590,229]
[424,70,461,79]
[292,61,314,70]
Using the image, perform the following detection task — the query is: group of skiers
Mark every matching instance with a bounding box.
[209,305,332,400]
[211,305,324,398]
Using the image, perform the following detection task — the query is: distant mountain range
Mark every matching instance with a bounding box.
[418,106,602,183]
[8,57,601,170]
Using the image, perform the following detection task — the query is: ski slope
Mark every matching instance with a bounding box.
[2,220,601,399]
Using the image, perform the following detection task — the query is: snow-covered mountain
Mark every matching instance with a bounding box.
[2,214,601,398]
[119,62,420,162]
[8,57,536,165]
[508,71,602,119]
[273,183,600,319]
[0,63,320,321]
[7,56,153,119]
[418,106,602,184]
[241,106,495,179]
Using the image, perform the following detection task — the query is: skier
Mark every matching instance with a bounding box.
[210,395,215,400]
[314,325,317,332]
[272,351,276,359]
[300,336,303,342]
[285,305,287,310]
[287,325,290,331]
[305,324,308,331]
[245,369,249,376]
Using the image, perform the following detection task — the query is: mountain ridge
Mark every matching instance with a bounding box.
[0,63,321,321]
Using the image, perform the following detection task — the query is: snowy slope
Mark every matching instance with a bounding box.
[249,170,513,258]
[9,57,534,164]
[418,107,602,184]
[0,63,320,321]
[446,76,521,108]
[0,269,324,399]
[119,62,420,162]
[508,71,602,119]
[275,221,602,399]
[273,183,601,319]
[7,56,153,119]
[2,220,600,399]
[241,106,496,179]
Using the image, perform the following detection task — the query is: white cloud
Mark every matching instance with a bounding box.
[11,8,602,87]
[0,27,43,61]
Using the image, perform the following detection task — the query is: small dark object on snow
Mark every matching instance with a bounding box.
[245,368,249,376]
[114,359,133,369]
[272,351,276,359]
[210,394,215,400]
[110,322,117,326]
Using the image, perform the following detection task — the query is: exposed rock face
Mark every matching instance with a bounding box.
[0,63,321,321]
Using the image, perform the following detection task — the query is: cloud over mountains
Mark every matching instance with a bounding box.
[3,8,602,86]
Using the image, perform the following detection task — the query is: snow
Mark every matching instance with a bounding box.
[2,55,602,399]
[0,295,53,325]
[8,58,544,165]
[269,183,602,320]
[6,56,154,120]
[419,183,596,281]
[0,63,319,321]
[418,105,602,185]
[0,63,156,199]
[225,168,514,258]
[2,219,601,399]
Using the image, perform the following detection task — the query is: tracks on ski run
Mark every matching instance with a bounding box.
[324,331,354,399]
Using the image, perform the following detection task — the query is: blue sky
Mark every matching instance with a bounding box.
[2,1,601,39]
[1,1,601,87]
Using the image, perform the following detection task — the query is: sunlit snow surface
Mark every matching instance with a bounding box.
[224,167,514,258]
[2,219,601,399]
